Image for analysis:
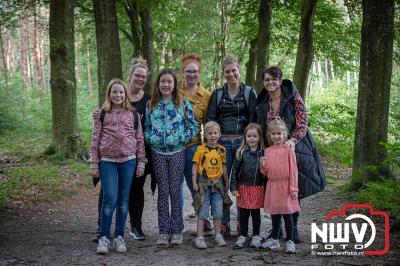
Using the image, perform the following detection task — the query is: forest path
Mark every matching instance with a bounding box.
[0,159,399,266]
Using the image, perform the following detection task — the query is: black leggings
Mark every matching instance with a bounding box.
[271,214,294,241]
[239,208,261,237]
[129,175,146,228]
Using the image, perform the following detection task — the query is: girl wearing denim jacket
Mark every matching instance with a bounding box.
[144,68,198,246]
[90,79,146,254]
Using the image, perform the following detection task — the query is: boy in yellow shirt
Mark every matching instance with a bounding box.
[192,121,230,249]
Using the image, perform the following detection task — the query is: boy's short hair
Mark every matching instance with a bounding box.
[203,121,220,135]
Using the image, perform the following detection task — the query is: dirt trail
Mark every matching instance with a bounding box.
[0,163,399,265]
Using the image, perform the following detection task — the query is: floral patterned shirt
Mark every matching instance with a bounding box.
[267,91,307,140]
[144,98,198,153]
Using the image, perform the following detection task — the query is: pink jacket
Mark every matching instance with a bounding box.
[89,109,146,169]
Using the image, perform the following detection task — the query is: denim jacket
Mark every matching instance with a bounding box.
[144,98,198,153]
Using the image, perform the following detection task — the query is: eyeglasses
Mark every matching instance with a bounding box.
[184,70,199,75]
[264,77,280,83]
[133,74,147,79]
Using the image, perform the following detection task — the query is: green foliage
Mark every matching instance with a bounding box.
[356,179,400,226]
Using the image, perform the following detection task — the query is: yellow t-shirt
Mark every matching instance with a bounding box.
[192,144,226,180]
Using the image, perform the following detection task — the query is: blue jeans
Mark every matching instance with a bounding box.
[219,138,242,225]
[197,188,223,220]
[99,159,136,238]
[183,144,198,201]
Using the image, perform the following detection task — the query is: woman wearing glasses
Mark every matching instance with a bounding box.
[126,57,153,241]
[253,66,326,244]
[178,53,213,233]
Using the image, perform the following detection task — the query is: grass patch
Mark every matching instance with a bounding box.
[356,178,400,227]
[316,139,353,166]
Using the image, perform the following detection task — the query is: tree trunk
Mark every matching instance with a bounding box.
[277,47,293,69]
[351,0,394,189]
[317,60,323,91]
[255,0,272,92]
[86,45,94,99]
[49,0,85,159]
[220,0,228,63]
[139,8,155,94]
[123,0,142,57]
[237,38,247,65]
[0,26,9,92]
[329,60,335,80]
[93,0,123,107]
[245,37,257,87]
[20,17,31,89]
[293,0,318,100]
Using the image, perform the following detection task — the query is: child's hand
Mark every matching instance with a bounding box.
[260,156,267,168]
[193,182,199,192]
[91,168,99,178]
[290,192,298,201]
[136,167,145,177]
[231,190,240,197]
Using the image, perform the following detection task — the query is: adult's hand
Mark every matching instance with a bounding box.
[285,138,297,149]
[91,168,99,178]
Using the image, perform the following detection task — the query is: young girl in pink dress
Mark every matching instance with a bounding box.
[260,117,300,253]
[230,123,265,249]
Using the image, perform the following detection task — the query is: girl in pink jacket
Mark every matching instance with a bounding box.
[89,79,146,254]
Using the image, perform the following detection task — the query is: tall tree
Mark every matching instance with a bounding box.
[49,0,84,158]
[293,0,318,100]
[245,37,257,87]
[255,0,272,91]
[123,0,142,57]
[139,7,155,93]
[93,0,123,107]
[351,0,394,189]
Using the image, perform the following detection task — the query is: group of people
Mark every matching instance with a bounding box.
[89,53,326,255]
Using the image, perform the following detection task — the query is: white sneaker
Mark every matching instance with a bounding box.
[234,235,247,248]
[214,233,227,247]
[96,236,110,254]
[194,236,207,249]
[170,234,183,245]
[250,235,262,248]
[113,236,127,253]
[262,238,280,251]
[285,240,296,253]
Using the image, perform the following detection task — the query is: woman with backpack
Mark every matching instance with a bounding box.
[206,55,257,235]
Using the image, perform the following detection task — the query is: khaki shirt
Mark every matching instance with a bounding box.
[179,82,211,147]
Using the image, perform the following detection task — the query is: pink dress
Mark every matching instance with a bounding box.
[260,145,300,215]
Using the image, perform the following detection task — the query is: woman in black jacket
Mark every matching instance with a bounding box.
[206,55,257,234]
[252,66,326,243]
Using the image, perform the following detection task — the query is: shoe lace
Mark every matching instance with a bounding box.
[114,237,125,246]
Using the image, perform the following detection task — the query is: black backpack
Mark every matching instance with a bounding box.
[100,110,139,130]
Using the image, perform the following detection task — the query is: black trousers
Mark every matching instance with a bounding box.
[239,207,261,237]
[271,214,294,241]
[128,175,146,228]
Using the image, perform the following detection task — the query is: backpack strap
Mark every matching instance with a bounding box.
[100,109,138,130]
[217,86,251,107]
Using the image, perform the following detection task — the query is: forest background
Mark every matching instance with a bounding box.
[0,0,399,229]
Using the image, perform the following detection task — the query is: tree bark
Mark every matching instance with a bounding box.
[86,45,94,99]
[123,0,142,57]
[351,0,394,189]
[93,0,123,107]
[49,0,85,158]
[255,0,272,92]
[277,47,293,69]
[139,8,155,93]
[245,37,257,87]
[293,0,318,100]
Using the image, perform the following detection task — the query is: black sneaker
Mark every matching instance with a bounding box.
[130,227,145,240]
[220,223,231,236]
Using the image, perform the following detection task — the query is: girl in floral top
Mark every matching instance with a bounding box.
[90,79,146,254]
[144,68,198,246]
